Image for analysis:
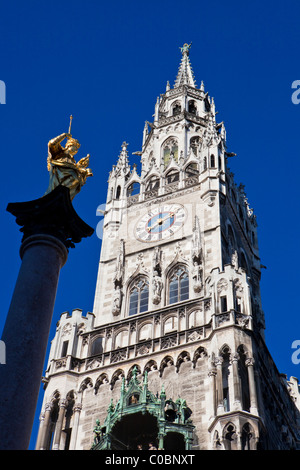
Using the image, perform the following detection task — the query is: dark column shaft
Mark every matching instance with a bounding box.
[0,185,93,450]
[0,235,68,449]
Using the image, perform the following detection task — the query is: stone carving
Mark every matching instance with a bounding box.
[137,342,151,356]
[217,278,228,293]
[61,323,72,337]
[191,216,203,293]
[114,239,125,287]
[231,250,239,271]
[187,329,203,342]
[86,356,102,370]
[161,335,177,349]
[152,270,163,305]
[112,240,125,316]
[111,349,127,364]
[112,285,122,316]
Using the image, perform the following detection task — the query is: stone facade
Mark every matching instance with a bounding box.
[36,45,300,450]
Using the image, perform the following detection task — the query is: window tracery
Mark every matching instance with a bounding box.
[168,266,189,304]
[128,278,149,316]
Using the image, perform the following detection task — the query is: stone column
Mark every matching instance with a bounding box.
[231,353,242,410]
[215,357,224,415]
[246,357,258,415]
[35,412,45,450]
[69,403,82,450]
[0,185,93,450]
[52,399,67,450]
[208,367,217,418]
[39,402,53,450]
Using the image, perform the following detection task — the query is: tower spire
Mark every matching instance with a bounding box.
[174,43,196,88]
[116,141,130,174]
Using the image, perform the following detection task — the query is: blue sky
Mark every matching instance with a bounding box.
[1,0,300,449]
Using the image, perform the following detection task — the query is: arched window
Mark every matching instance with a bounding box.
[237,346,250,412]
[114,329,129,349]
[91,337,103,356]
[190,136,200,157]
[116,185,121,200]
[128,278,149,316]
[240,252,248,273]
[127,182,140,197]
[210,154,216,168]
[220,346,231,411]
[162,138,178,168]
[146,176,160,192]
[185,162,199,179]
[166,169,179,184]
[188,100,197,115]
[172,101,181,116]
[168,266,189,304]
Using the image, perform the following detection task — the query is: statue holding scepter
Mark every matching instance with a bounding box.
[45,116,93,200]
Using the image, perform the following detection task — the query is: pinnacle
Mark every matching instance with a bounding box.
[174,43,197,88]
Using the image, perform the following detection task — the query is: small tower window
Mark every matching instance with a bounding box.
[61,341,68,358]
[188,100,197,115]
[129,278,149,316]
[91,337,103,356]
[210,154,216,168]
[220,296,228,313]
[169,267,189,304]
[163,137,179,168]
[116,185,121,200]
[127,182,140,197]
[185,162,199,178]
[172,102,181,116]
[146,176,160,192]
[166,170,179,184]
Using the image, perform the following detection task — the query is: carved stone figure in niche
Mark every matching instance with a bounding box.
[231,250,239,271]
[114,239,125,288]
[153,246,162,276]
[112,285,122,316]
[191,216,203,293]
[152,270,163,305]
[192,261,202,293]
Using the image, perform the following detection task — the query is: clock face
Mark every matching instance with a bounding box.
[135,204,186,242]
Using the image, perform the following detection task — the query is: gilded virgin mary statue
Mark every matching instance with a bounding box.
[45,123,92,200]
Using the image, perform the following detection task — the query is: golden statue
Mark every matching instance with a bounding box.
[45,116,93,200]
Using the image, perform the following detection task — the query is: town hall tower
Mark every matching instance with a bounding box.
[35,44,300,451]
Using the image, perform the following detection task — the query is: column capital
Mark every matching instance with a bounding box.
[7,185,94,252]
[245,357,255,367]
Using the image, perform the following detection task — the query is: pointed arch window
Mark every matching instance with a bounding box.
[185,162,199,178]
[166,169,179,184]
[168,266,189,304]
[127,182,140,197]
[210,154,216,168]
[146,176,160,192]
[128,278,149,316]
[116,185,121,200]
[163,138,178,168]
[172,101,181,116]
[188,100,197,115]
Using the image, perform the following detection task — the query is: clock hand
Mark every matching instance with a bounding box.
[147,212,175,232]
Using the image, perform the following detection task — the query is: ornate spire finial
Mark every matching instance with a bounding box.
[174,43,196,88]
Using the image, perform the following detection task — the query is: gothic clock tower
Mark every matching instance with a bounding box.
[36,44,300,451]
